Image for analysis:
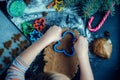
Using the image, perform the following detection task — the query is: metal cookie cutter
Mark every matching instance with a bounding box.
[53,31,75,56]
[53,0,65,12]
[29,30,43,42]
[33,18,45,31]
[21,22,34,35]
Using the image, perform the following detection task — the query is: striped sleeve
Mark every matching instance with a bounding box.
[5,56,30,80]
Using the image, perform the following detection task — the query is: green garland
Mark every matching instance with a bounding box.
[82,0,102,18]
[82,0,120,18]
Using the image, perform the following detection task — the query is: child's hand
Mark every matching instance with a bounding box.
[74,36,88,58]
[44,25,62,43]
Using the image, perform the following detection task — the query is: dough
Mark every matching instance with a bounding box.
[90,38,112,59]
[43,29,79,79]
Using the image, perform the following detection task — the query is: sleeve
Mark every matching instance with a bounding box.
[5,56,30,80]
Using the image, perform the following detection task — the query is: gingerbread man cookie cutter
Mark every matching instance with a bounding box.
[29,30,43,42]
[33,18,45,31]
[53,31,75,56]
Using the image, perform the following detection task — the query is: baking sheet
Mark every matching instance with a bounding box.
[0,10,30,75]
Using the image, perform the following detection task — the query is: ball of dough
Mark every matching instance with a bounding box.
[90,38,112,59]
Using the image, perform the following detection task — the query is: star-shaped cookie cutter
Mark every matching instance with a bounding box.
[53,31,75,56]
[53,0,65,12]
[33,18,45,31]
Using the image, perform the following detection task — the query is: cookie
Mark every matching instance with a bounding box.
[3,40,12,49]
[12,33,22,42]
[90,38,112,59]
[18,40,28,50]
[0,48,4,56]
[3,56,11,64]
[10,47,19,58]
[43,29,79,79]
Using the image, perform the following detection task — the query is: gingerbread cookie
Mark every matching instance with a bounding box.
[18,40,28,50]
[90,38,112,59]
[3,40,12,49]
[0,48,4,56]
[12,33,22,42]
[43,29,79,79]
[3,56,11,64]
[10,47,19,58]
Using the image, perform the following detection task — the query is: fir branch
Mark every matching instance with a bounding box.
[101,0,115,15]
[114,0,120,5]
[64,0,80,8]
[82,0,102,18]
[83,0,96,17]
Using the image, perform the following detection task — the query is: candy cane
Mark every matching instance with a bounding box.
[88,10,110,32]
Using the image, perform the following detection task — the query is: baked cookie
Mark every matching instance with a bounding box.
[0,48,4,56]
[12,33,22,42]
[18,40,28,50]
[3,56,11,64]
[43,29,79,79]
[90,38,112,59]
[3,40,12,50]
[10,47,19,58]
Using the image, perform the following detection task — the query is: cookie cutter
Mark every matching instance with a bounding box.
[53,0,65,12]
[29,30,43,42]
[21,22,34,35]
[33,18,45,31]
[53,31,75,56]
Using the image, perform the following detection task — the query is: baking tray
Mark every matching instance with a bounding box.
[0,10,30,79]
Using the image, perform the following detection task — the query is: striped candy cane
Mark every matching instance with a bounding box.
[88,10,110,32]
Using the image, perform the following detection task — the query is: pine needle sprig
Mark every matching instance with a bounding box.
[82,0,102,18]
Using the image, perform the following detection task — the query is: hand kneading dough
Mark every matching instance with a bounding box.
[43,29,79,79]
[91,38,112,59]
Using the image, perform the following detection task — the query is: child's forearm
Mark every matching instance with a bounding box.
[78,54,94,80]
[20,35,52,65]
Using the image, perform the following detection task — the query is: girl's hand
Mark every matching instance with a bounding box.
[44,25,62,43]
[74,36,88,58]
